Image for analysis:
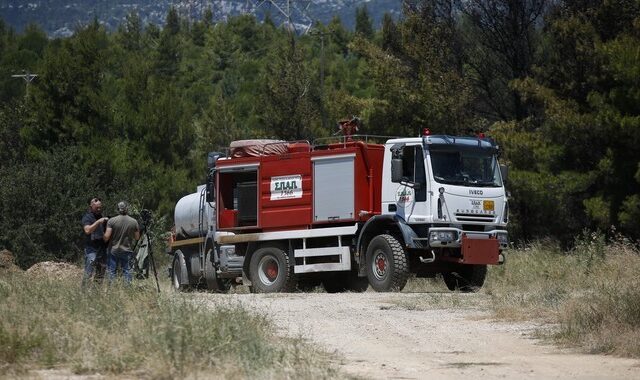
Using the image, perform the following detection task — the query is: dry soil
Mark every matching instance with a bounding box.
[196,291,640,380]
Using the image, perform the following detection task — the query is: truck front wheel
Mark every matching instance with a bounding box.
[366,234,409,292]
[249,246,296,293]
[442,264,487,292]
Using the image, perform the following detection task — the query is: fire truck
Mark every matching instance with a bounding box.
[168,125,509,293]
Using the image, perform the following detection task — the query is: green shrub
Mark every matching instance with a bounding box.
[487,232,640,356]
[0,148,98,268]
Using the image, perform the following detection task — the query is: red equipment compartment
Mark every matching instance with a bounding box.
[311,141,384,225]
[215,140,384,233]
[461,235,500,264]
[216,162,260,230]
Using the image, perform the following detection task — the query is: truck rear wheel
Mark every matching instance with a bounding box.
[442,264,487,292]
[204,249,230,293]
[366,234,409,292]
[171,254,190,292]
[249,246,296,293]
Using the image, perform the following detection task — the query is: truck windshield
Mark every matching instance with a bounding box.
[430,149,502,187]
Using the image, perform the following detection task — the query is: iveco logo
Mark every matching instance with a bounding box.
[469,190,483,195]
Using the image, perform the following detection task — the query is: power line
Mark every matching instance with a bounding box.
[212,0,314,34]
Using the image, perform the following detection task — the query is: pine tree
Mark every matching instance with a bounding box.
[165,7,180,36]
[381,13,401,53]
[355,5,374,39]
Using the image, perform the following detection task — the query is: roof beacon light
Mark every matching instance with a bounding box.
[422,128,431,136]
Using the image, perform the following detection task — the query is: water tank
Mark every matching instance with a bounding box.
[174,186,215,239]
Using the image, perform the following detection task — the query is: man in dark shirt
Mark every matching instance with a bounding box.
[81,197,108,286]
[104,201,140,284]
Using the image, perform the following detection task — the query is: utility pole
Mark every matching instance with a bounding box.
[11,71,38,98]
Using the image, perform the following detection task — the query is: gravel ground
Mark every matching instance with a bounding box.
[195,291,640,380]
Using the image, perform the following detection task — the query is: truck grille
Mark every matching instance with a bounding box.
[455,213,496,223]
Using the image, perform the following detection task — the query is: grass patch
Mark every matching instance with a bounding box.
[487,232,640,357]
[402,276,449,293]
[380,276,489,311]
[0,271,338,378]
[391,290,488,311]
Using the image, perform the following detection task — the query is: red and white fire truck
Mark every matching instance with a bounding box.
[168,126,509,293]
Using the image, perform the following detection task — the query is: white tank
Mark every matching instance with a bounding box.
[174,185,215,239]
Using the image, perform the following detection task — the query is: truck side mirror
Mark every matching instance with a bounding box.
[391,158,403,183]
[208,152,223,170]
[206,171,215,202]
[500,164,509,182]
[206,152,225,202]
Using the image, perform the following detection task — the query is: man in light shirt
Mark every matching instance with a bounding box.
[104,201,140,284]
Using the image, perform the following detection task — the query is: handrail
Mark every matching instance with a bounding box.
[312,134,398,147]
[221,136,394,159]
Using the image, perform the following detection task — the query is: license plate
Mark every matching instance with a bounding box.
[483,200,494,211]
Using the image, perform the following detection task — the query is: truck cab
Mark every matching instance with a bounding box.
[370,133,508,290]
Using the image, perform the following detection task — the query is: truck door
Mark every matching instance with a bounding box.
[395,145,428,223]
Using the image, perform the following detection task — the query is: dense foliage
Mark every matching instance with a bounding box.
[1,2,639,268]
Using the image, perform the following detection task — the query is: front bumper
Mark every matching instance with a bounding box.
[422,227,508,250]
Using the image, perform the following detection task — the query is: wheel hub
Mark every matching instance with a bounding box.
[372,252,388,280]
[265,262,278,281]
[258,256,280,285]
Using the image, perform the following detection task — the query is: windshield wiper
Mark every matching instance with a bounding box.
[434,176,467,185]
[474,180,500,187]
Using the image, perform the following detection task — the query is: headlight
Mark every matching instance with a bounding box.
[430,231,456,242]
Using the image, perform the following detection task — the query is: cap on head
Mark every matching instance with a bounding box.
[117,201,128,215]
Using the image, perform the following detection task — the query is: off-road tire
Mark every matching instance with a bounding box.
[442,272,458,291]
[171,255,190,292]
[249,246,297,293]
[365,234,409,292]
[442,264,487,292]
[204,249,230,293]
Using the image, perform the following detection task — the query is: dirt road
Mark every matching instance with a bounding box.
[198,291,640,379]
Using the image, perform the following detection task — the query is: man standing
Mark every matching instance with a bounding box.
[82,198,109,286]
[104,201,140,284]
